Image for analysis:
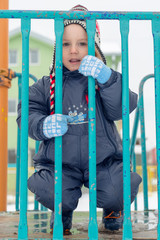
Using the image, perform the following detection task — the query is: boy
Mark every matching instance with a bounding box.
[17,5,141,235]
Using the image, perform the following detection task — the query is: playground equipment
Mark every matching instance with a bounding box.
[130,74,155,212]
[13,72,40,211]
[0,8,160,240]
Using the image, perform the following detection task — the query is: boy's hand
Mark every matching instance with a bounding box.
[78,55,112,84]
[43,114,72,138]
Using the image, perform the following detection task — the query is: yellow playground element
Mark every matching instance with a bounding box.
[136,165,157,192]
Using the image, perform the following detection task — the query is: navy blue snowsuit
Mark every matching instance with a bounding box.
[17,66,142,213]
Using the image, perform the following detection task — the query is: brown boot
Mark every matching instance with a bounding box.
[63,229,72,235]
[50,228,72,235]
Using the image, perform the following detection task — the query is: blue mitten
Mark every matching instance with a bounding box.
[79,55,112,84]
[43,114,71,138]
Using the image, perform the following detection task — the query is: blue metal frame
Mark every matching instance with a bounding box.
[152,19,160,240]
[14,73,39,211]
[0,10,160,20]
[87,20,98,240]
[53,19,64,240]
[18,18,30,239]
[130,74,154,212]
[0,9,160,240]
[120,19,132,240]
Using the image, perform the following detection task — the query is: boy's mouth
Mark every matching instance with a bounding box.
[69,59,81,63]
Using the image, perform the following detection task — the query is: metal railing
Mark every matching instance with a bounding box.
[14,72,40,211]
[130,74,155,212]
[0,10,160,240]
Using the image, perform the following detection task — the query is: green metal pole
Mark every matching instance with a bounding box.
[15,75,22,211]
[132,152,137,211]
[86,19,98,240]
[130,74,154,212]
[129,105,139,211]
[120,19,132,240]
[53,18,64,240]
[18,18,30,240]
[34,140,40,211]
[139,77,150,211]
[130,107,139,159]
[152,19,160,240]
[139,83,148,211]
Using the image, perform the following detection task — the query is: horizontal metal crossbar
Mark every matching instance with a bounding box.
[0,10,160,20]
[0,9,160,240]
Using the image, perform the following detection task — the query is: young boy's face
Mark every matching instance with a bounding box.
[63,24,88,71]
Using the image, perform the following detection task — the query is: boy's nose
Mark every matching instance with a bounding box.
[70,45,78,53]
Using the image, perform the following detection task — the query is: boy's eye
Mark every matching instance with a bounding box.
[79,42,87,46]
[63,42,87,47]
[63,42,70,47]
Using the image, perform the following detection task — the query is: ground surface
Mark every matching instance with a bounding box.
[0,210,158,239]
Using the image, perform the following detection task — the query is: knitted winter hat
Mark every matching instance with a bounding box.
[49,5,106,115]
[63,5,106,64]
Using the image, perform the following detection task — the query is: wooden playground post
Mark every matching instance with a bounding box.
[0,0,9,211]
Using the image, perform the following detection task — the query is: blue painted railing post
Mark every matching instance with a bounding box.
[53,18,64,240]
[15,72,39,211]
[130,74,155,211]
[132,152,137,210]
[34,140,40,234]
[152,19,160,240]
[139,79,149,211]
[18,18,30,240]
[130,106,139,211]
[34,141,40,211]
[120,19,132,240]
[86,20,98,240]
[130,107,139,160]
[15,75,22,211]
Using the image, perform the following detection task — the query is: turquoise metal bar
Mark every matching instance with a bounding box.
[18,18,30,240]
[34,141,40,211]
[120,19,132,240]
[152,19,160,240]
[130,107,139,211]
[15,75,22,211]
[130,74,155,212]
[139,77,150,211]
[40,205,47,211]
[53,19,64,240]
[8,163,16,168]
[34,194,39,211]
[130,107,139,160]
[34,140,41,233]
[35,141,40,153]
[86,20,98,240]
[15,73,38,83]
[29,73,38,83]
[0,10,160,20]
[14,72,38,211]
[41,211,48,233]
[0,9,159,240]
[132,152,137,210]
